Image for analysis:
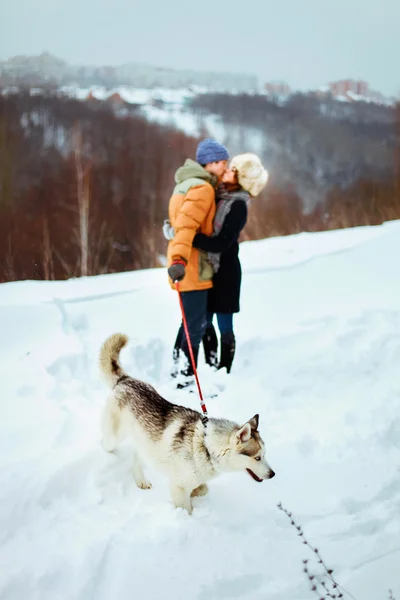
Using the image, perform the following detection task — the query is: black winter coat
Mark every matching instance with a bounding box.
[193,199,248,314]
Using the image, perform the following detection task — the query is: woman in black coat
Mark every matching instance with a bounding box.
[193,153,268,373]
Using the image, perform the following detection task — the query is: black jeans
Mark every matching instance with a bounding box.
[173,290,208,375]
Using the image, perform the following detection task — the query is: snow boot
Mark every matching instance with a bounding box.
[171,326,184,378]
[218,332,236,374]
[176,343,200,389]
[202,324,218,368]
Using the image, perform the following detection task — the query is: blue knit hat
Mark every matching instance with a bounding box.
[196,138,229,165]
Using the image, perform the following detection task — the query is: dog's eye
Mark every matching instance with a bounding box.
[255,457,261,461]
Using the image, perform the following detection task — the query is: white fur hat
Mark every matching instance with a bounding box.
[230,153,268,197]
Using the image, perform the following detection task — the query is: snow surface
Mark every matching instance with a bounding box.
[1,222,400,600]
[58,85,196,106]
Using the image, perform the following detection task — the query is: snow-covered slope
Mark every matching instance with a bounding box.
[1,222,399,600]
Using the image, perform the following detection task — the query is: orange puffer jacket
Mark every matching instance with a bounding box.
[167,159,217,291]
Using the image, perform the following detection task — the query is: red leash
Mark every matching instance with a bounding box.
[175,281,209,428]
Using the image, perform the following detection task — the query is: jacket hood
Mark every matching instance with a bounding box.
[174,159,217,187]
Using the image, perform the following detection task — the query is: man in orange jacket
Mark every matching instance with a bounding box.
[167,138,229,386]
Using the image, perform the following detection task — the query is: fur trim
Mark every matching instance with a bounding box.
[230,153,268,197]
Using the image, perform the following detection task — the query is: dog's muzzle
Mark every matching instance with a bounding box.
[246,468,264,482]
[246,468,275,482]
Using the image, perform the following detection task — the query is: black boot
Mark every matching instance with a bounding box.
[218,332,236,374]
[180,342,200,377]
[176,343,200,389]
[171,326,184,378]
[202,325,218,368]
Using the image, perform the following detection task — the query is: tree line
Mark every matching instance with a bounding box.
[0,91,399,282]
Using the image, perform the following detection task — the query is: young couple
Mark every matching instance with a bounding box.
[165,138,268,388]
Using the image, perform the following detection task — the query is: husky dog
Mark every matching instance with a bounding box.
[99,333,275,514]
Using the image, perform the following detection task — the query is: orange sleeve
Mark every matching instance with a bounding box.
[171,185,214,262]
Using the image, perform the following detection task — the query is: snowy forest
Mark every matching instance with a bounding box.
[1,91,399,282]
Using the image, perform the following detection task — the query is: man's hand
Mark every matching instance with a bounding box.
[168,261,186,282]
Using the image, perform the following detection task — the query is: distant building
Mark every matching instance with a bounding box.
[0,52,259,92]
[86,91,100,103]
[328,79,369,97]
[264,81,291,96]
[106,92,125,107]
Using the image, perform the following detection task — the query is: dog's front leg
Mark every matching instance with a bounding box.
[132,452,152,490]
[170,483,193,515]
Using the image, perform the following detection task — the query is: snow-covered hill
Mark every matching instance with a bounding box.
[1,222,399,600]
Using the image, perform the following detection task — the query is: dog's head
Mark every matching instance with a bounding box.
[229,414,275,483]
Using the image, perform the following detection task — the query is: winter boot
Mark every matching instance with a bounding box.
[218,332,236,374]
[171,326,184,378]
[180,342,200,377]
[202,324,218,368]
[176,343,199,389]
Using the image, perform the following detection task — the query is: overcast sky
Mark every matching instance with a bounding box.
[1,0,399,96]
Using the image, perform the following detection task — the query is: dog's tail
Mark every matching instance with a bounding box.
[99,333,129,387]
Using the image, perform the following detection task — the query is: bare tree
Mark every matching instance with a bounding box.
[72,125,91,277]
[42,216,54,280]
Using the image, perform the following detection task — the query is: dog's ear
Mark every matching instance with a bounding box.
[236,423,252,443]
[248,414,259,431]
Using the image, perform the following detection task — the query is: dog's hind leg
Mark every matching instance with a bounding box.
[191,483,209,497]
[170,483,193,515]
[132,451,152,490]
[101,397,123,452]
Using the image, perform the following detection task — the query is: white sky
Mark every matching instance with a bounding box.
[1,0,399,96]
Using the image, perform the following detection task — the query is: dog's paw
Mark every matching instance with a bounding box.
[137,481,152,490]
[191,484,208,497]
[175,504,193,515]
[101,438,116,453]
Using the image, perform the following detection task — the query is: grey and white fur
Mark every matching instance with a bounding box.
[100,333,275,514]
